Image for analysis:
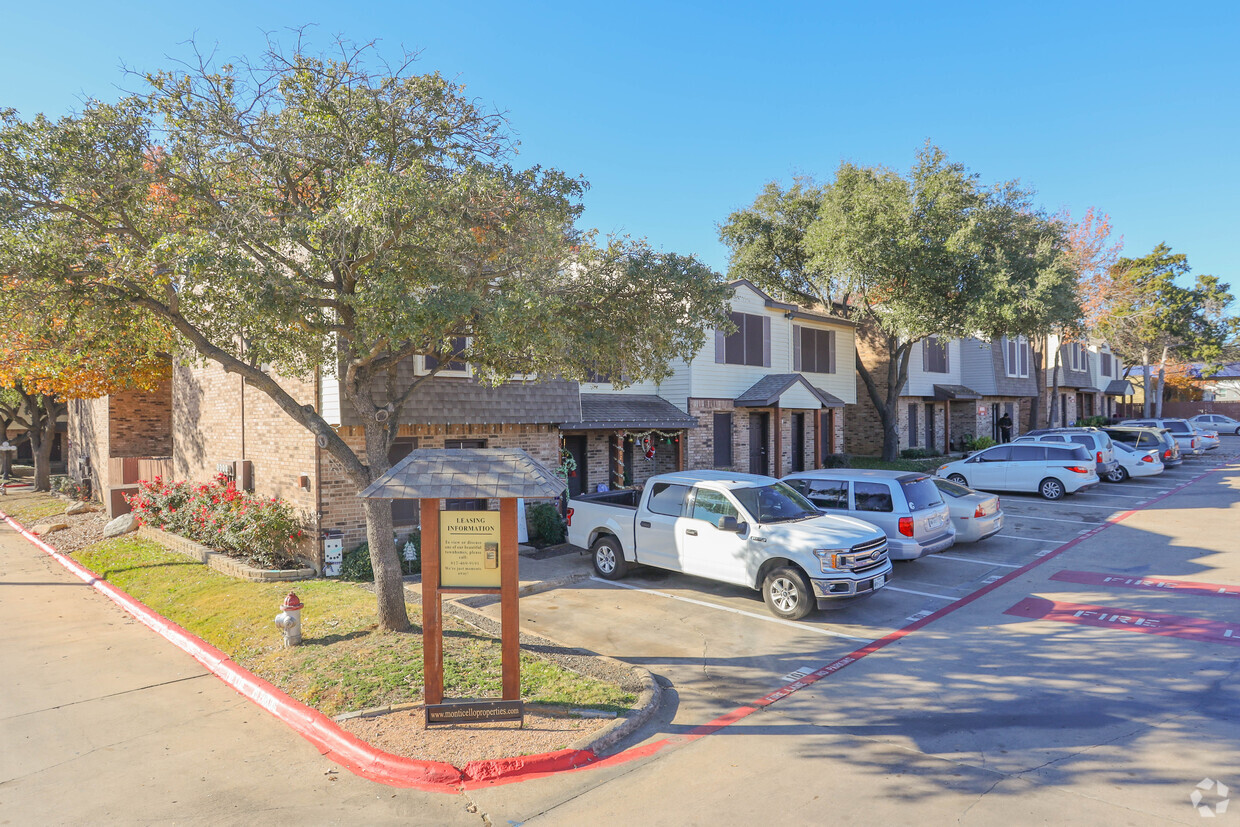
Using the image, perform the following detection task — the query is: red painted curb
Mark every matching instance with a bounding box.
[2,513,466,791]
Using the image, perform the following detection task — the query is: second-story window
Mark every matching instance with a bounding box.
[1004,336,1029,378]
[794,326,835,374]
[922,336,949,373]
[717,312,769,367]
[1068,342,1085,372]
[1100,351,1112,378]
[424,336,469,375]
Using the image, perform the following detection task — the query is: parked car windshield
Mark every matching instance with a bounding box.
[900,476,945,511]
[732,483,819,523]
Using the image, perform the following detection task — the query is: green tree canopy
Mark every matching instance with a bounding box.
[0,37,732,629]
[721,144,1078,459]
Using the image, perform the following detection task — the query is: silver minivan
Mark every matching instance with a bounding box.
[782,469,955,560]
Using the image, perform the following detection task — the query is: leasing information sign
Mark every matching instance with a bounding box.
[439,510,502,588]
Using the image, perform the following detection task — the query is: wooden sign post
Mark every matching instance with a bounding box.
[420,497,522,723]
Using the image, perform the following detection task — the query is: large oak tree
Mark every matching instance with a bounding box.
[721,145,1077,460]
[0,37,731,631]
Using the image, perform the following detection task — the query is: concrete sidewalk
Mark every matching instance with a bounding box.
[0,514,476,825]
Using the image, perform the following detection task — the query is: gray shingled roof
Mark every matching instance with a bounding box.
[1104,379,1134,395]
[734,374,845,408]
[932,384,983,401]
[358,448,567,501]
[559,394,699,430]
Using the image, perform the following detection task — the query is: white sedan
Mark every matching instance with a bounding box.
[1106,441,1165,482]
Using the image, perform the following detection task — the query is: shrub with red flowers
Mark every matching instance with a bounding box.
[124,474,306,569]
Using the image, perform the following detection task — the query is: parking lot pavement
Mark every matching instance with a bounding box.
[473,454,1236,731]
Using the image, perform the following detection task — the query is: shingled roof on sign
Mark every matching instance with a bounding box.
[357,448,567,501]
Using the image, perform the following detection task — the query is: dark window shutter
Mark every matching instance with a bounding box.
[816,331,831,374]
[1019,341,1029,377]
[725,312,746,364]
[762,316,771,367]
[944,340,950,372]
[715,329,726,363]
[793,325,802,371]
[1003,338,1011,375]
[908,403,918,447]
[922,339,931,372]
[713,412,733,466]
[828,330,836,373]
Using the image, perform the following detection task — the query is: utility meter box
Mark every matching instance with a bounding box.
[323,534,344,577]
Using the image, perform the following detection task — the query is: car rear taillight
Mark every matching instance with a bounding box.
[973,504,985,518]
[1096,451,1103,463]
[1066,466,1092,474]
[565,507,574,527]
[898,516,914,537]
[1141,455,1154,463]
[1192,438,1199,449]
[1164,449,1173,459]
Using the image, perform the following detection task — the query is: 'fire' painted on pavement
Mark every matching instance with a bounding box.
[1004,597,1240,646]
[1050,570,1240,599]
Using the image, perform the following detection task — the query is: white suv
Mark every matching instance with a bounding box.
[935,443,1101,500]
[1013,428,1119,479]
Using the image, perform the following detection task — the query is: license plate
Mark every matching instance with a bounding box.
[873,574,886,589]
[927,515,944,529]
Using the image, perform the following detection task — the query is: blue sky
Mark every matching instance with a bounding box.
[3,1,1237,291]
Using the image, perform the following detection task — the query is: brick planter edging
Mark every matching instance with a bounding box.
[137,525,316,583]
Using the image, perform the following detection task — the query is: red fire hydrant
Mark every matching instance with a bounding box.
[274,592,304,647]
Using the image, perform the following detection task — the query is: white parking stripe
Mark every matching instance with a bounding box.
[1011,501,1127,510]
[588,577,873,641]
[1074,491,1154,500]
[929,554,1022,569]
[994,533,1064,546]
[884,585,957,600]
[1001,513,1099,526]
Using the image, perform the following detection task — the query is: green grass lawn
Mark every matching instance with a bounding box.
[1,492,73,524]
[66,534,635,718]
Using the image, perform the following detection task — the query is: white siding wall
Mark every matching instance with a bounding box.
[902,337,962,397]
[958,337,997,395]
[319,370,342,426]
[687,284,856,405]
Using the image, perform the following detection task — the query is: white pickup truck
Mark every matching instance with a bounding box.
[567,470,892,620]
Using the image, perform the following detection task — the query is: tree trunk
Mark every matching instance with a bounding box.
[1028,342,1045,432]
[1048,344,1062,428]
[1154,345,1168,417]
[1142,348,1151,417]
[854,339,904,462]
[357,417,411,632]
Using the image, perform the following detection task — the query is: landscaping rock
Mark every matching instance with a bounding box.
[65,501,94,516]
[103,513,139,538]
[32,522,70,535]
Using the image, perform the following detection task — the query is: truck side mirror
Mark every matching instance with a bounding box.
[719,516,743,533]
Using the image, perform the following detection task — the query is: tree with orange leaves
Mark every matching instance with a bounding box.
[0,293,171,490]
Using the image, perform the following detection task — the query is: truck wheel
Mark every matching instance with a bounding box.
[762,566,813,620]
[591,536,628,580]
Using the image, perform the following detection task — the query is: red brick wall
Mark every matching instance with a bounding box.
[67,397,110,493]
[172,361,319,562]
[108,381,173,458]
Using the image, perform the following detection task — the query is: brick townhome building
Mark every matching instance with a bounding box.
[572,280,855,484]
[69,357,580,568]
